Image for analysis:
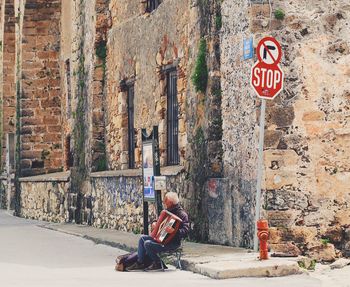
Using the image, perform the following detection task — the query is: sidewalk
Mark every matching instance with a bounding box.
[39,222,302,279]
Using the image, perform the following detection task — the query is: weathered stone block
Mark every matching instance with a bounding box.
[322,226,344,245]
[307,243,336,262]
[269,242,301,256]
[267,106,295,127]
[264,130,283,148]
[302,111,326,121]
[267,210,300,227]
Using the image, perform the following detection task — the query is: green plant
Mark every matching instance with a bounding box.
[95,156,107,172]
[309,259,316,270]
[73,41,87,177]
[212,88,222,98]
[194,127,205,146]
[298,259,316,271]
[274,8,285,20]
[198,0,209,8]
[320,238,330,245]
[191,38,208,93]
[41,150,50,160]
[215,14,222,30]
[132,226,141,235]
[96,41,107,60]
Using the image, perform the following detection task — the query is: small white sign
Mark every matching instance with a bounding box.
[154,176,167,190]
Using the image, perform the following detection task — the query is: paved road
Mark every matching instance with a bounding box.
[0,210,348,287]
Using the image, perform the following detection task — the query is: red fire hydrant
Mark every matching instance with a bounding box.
[257,219,269,260]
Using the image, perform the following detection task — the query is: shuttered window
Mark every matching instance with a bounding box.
[127,84,135,169]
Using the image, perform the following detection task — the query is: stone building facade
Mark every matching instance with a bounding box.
[0,0,349,260]
[221,0,350,259]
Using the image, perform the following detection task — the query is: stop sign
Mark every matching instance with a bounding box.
[250,37,284,100]
[251,61,284,99]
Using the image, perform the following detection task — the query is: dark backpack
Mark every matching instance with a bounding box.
[115,252,153,272]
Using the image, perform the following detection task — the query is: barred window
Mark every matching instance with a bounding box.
[146,0,160,13]
[127,84,135,169]
[166,69,179,166]
[65,59,72,118]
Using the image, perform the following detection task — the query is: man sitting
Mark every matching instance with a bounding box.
[127,191,189,271]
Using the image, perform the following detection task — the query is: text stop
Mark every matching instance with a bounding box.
[250,61,284,100]
[252,67,282,90]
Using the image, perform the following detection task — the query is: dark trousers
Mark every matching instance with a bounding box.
[137,235,180,263]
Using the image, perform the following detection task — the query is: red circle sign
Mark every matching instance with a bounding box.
[256,37,282,65]
[251,37,284,100]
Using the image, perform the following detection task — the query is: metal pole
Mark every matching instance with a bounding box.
[6,134,11,211]
[152,126,162,216]
[143,201,149,235]
[253,99,266,252]
[142,128,149,235]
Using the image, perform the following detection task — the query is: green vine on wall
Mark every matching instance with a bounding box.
[94,40,107,172]
[192,38,208,94]
[96,41,107,60]
[73,44,87,177]
[215,12,222,30]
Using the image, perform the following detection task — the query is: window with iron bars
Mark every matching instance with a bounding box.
[166,69,179,166]
[65,59,72,118]
[146,0,160,13]
[127,84,135,169]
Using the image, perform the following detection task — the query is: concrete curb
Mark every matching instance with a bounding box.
[38,224,137,253]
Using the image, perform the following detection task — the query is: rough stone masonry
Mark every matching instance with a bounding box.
[0,0,349,261]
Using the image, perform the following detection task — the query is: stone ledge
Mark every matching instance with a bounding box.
[19,171,70,182]
[161,165,185,176]
[90,165,185,178]
[90,169,142,178]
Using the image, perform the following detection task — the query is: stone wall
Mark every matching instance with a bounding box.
[0,0,5,168]
[20,0,63,176]
[0,177,8,208]
[19,172,70,222]
[1,0,348,259]
[91,174,146,232]
[91,0,109,172]
[221,0,350,256]
[221,0,258,248]
[1,0,16,169]
[89,168,187,233]
[105,0,193,170]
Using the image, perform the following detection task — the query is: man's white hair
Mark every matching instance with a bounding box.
[165,191,179,204]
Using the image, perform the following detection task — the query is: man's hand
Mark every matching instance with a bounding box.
[165,226,175,234]
[151,222,157,231]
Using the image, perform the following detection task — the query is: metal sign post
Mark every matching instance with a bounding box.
[253,99,266,252]
[6,135,11,211]
[250,36,284,252]
[152,126,162,216]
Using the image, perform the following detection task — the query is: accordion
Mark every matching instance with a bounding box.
[151,210,183,245]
